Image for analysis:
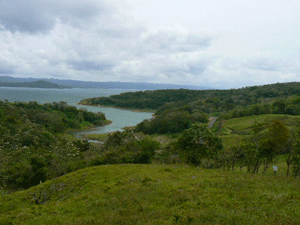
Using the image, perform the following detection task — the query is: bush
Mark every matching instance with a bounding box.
[176,122,223,166]
[98,131,161,165]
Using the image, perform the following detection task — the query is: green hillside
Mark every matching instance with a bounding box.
[79,82,300,112]
[3,82,300,224]
[218,114,300,146]
[0,100,110,190]
[1,164,300,225]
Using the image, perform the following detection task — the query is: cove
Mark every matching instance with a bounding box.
[0,87,153,134]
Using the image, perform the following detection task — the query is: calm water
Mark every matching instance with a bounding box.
[0,87,153,134]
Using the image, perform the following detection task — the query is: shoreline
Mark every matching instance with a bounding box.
[77,103,156,113]
[67,119,112,134]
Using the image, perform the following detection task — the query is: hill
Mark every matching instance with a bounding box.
[0,80,66,89]
[1,164,299,224]
[0,76,209,90]
[216,114,300,147]
[79,82,300,135]
[79,82,300,112]
[0,100,110,190]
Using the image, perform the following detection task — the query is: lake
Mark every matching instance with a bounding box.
[0,87,153,134]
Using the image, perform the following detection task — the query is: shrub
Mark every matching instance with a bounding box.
[176,122,223,166]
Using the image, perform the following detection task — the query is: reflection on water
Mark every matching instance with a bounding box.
[0,87,153,134]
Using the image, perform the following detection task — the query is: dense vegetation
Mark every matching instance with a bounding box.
[79,89,204,110]
[80,82,300,111]
[0,100,110,190]
[135,109,208,134]
[0,100,164,191]
[81,82,300,134]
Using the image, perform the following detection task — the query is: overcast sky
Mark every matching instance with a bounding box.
[0,0,299,88]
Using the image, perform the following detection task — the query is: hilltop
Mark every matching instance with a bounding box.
[1,164,300,224]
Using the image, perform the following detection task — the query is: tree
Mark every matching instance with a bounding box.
[292,140,300,177]
[284,119,300,176]
[177,123,223,166]
[220,145,243,171]
[241,120,291,174]
[269,119,290,153]
[268,119,291,175]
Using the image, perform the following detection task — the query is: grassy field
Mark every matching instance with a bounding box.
[224,114,294,132]
[1,164,300,224]
[219,114,300,148]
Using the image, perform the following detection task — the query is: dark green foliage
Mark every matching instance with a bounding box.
[0,100,108,190]
[73,139,91,152]
[134,138,161,163]
[292,140,300,177]
[13,101,107,132]
[79,110,106,125]
[136,110,208,134]
[80,89,203,110]
[94,130,161,165]
[80,82,300,114]
[82,82,300,134]
[176,123,223,166]
[224,97,300,119]
[29,154,49,186]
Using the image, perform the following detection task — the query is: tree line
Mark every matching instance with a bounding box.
[80,82,300,112]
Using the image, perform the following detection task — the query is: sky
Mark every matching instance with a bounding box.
[0,0,299,89]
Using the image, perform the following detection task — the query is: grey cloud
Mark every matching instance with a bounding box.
[158,59,206,75]
[68,60,116,71]
[245,58,281,71]
[141,28,212,53]
[0,58,16,75]
[97,27,143,39]
[0,0,53,33]
[0,0,107,33]
[0,67,14,75]
[188,63,208,74]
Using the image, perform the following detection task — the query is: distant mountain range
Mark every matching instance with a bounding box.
[0,80,65,89]
[0,76,210,90]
